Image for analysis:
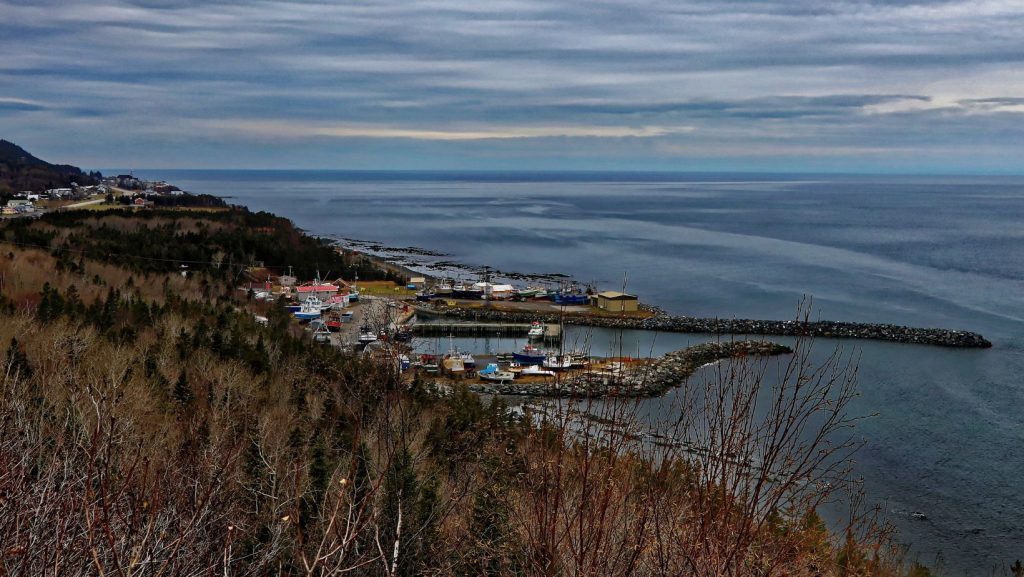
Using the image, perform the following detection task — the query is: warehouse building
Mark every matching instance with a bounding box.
[595,291,639,312]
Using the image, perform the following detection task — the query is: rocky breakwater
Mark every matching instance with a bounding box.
[414,305,992,348]
[466,340,791,398]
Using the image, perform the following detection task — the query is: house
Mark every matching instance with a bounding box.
[295,284,338,301]
[1,206,16,216]
[408,277,427,289]
[595,291,639,313]
[132,197,154,207]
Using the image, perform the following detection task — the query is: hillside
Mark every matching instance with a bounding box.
[0,206,931,576]
[0,138,101,195]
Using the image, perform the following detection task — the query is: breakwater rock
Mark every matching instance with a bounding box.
[465,340,791,398]
[414,306,992,348]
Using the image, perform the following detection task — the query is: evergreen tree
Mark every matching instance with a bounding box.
[173,371,193,406]
[3,337,32,380]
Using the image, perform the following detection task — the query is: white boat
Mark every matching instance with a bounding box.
[521,365,556,377]
[543,355,573,370]
[442,355,465,372]
[312,323,332,343]
[357,325,377,345]
[478,363,516,383]
[527,321,545,340]
[294,296,324,320]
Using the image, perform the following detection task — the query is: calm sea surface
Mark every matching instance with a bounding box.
[131,170,1024,574]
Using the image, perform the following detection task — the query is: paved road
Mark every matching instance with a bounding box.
[62,198,105,209]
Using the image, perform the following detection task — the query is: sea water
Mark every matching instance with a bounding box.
[130,169,1024,574]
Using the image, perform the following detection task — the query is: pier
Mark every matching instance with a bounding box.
[411,321,562,343]
[412,304,992,348]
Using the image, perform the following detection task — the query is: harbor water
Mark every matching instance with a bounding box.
[131,169,1024,574]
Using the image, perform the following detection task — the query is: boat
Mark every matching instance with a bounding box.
[521,365,556,377]
[398,355,411,371]
[434,279,453,296]
[543,354,573,370]
[442,354,465,372]
[415,290,436,302]
[527,321,545,340]
[512,344,546,364]
[478,363,516,383]
[394,326,413,342]
[340,311,354,322]
[460,351,476,370]
[550,291,589,305]
[550,282,590,305]
[357,325,377,345]
[451,282,483,300]
[294,296,325,320]
[312,323,332,344]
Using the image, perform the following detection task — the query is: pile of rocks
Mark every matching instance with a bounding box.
[415,305,992,348]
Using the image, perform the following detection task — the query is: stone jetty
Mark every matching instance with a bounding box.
[414,305,992,348]
[464,340,791,398]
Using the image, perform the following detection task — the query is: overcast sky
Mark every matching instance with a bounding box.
[2,0,1023,172]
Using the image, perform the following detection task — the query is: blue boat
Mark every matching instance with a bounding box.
[294,296,324,320]
[551,293,589,305]
[512,344,546,364]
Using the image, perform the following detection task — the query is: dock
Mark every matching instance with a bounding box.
[410,322,562,343]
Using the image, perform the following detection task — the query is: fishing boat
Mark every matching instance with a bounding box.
[442,354,465,372]
[479,363,516,383]
[521,365,556,377]
[398,355,411,371]
[357,325,377,345]
[460,351,476,370]
[527,321,545,340]
[513,344,547,364]
[312,323,332,344]
[340,311,354,322]
[394,326,413,342]
[294,296,325,320]
[415,290,436,302]
[434,279,453,296]
[419,353,440,374]
[451,282,483,300]
[543,354,573,370]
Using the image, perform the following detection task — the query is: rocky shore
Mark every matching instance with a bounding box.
[414,305,992,348]
[464,340,791,398]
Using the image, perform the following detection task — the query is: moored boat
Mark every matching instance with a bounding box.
[513,344,547,364]
[294,296,325,320]
[357,325,377,345]
[479,363,516,383]
[527,321,545,340]
[521,365,556,377]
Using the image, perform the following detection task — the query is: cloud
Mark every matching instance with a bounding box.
[209,119,693,140]
[0,0,1022,170]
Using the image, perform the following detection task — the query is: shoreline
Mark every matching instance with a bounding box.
[329,232,993,349]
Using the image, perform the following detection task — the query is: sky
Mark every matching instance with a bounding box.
[2,0,1023,173]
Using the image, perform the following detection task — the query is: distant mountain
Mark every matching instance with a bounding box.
[0,139,101,194]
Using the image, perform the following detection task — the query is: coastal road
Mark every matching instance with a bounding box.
[61,198,105,210]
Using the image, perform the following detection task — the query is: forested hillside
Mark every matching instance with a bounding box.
[0,139,101,195]
[0,207,931,576]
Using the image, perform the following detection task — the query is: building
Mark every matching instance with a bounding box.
[295,284,338,301]
[408,277,427,288]
[7,199,33,208]
[595,291,639,313]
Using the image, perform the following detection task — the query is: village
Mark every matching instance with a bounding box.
[1,173,204,216]
[246,265,672,397]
